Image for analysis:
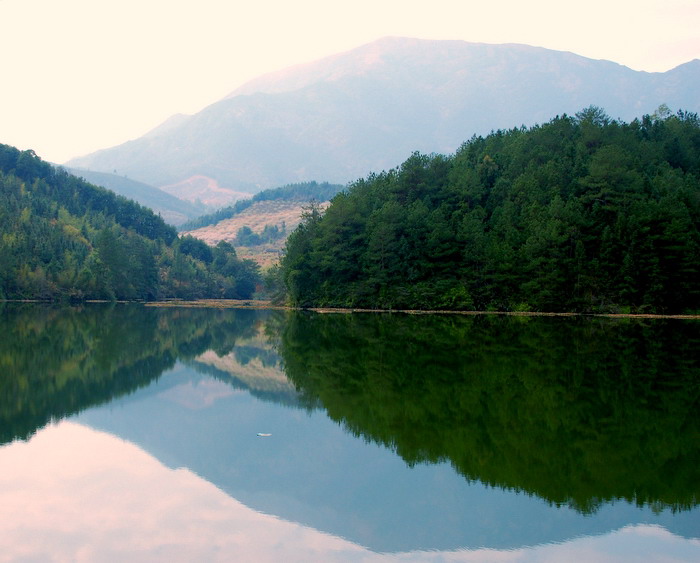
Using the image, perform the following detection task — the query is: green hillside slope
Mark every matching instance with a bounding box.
[67,168,206,226]
[0,145,259,301]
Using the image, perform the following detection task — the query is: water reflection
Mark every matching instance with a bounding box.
[2,421,697,562]
[275,312,700,514]
[0,303,267,443]
[0,304,698,557]
[0,420,697,562]
[0,421,368,562]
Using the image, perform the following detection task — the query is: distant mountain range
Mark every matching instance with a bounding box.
[66,37,700,203]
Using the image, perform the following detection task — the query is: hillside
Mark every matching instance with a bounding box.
[157,175,253,209]
[180,180,343,231]
[184,200,329,269]
[185,200,307,244]
[0,145,260,301]
[281,109,700,313]
[66,167,206,226]
[180,180,342,268]
[67,37,700,203]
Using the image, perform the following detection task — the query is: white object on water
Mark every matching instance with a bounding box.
[257,433,271,437]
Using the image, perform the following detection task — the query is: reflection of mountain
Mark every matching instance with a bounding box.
[188,327,301,407]
[0,421,375,561]
[0,304,267,444]
[275,312,700,514]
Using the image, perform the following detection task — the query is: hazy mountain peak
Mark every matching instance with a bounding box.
[226,37,637,100]
[225,37,404,97]
[67,37,700,204]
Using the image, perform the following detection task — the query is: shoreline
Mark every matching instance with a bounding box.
[3,298,698,319]
[142,299,700,320]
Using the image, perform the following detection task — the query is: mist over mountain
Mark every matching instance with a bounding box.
[67,37,700,201]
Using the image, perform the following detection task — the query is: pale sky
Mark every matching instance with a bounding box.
[1,0,698,164]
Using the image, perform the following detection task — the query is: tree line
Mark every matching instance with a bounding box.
[235,224,286,246]
[0,144,261,301]
[280,108,700,313]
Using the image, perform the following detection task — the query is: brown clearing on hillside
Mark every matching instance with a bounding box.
[184,200,329,269]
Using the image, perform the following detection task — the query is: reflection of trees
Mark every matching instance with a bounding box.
[275,312,700,513]
[0,304,263,444]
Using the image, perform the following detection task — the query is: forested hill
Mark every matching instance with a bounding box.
[0,145,260,301]
[281,108,700,314]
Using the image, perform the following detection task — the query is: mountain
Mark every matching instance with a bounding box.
[66,37,700,203]
[66,167,206,226]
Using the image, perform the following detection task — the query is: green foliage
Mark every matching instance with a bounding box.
[262,263,286,304]
[274,311,700,513]
[178,234,214,264]
[0,144,261,301]
[251,180,345,203]
[280,109,700,313]
[234,223,286,246]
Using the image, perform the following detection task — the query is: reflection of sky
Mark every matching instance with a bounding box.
[69,362,700,554]
[0,421,698,562]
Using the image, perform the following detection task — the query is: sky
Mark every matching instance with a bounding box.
[1,0,698,164]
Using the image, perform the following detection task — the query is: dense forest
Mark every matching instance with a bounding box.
[0,145,260,300]
[281,108,700,313]
[179,180,344,231]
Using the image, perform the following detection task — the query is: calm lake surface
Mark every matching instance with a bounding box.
[0,303,698,561]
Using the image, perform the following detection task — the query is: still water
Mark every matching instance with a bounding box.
[0,303,698,561]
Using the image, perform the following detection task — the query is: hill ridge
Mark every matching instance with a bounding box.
[66,38,700,202]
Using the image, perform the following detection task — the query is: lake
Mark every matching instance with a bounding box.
[0,303,698,561]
